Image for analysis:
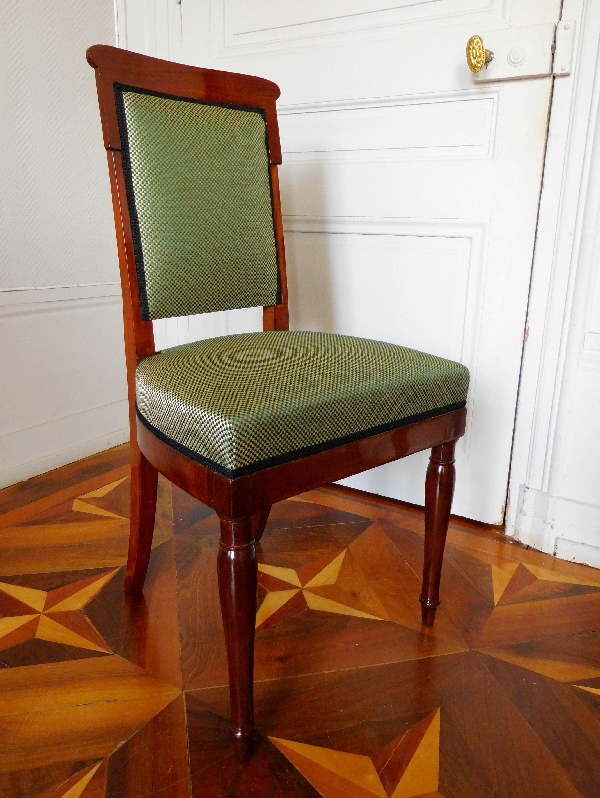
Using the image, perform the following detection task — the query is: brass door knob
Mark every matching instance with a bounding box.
[466,35,494,73]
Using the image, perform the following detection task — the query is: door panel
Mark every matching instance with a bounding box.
[182,0,562,522]
[278,96,496,161]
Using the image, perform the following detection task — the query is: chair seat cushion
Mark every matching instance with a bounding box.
[136,331,469,478]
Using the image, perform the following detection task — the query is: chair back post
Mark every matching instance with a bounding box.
[109,147,156,467]
[263,164,289,331]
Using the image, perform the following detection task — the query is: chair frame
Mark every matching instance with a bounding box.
[87,44,467,762]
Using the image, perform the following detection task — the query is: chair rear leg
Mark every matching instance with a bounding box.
[125,441,158,593]
[420,441,456,626]
[218,515,257,762]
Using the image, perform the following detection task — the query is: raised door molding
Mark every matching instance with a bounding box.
[283,214,488,460]
[116,0,182,60]
[213,0,509,53]
[278,91,499,163]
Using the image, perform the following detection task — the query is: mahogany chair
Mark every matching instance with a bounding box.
[87,44,469,762]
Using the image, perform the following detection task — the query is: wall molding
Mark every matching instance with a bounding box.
[0,284,128,489]
[0,282,120,308]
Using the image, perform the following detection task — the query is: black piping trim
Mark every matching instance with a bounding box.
[115,86,151,320]
[113,83,280,320]
[136,401,466,480]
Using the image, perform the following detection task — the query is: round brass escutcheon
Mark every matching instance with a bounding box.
[466,34,493,73]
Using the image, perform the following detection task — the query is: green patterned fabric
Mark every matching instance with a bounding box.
[136,331,469,478]
[116,88,279,321]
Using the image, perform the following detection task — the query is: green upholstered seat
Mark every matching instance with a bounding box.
[136,331,469,478]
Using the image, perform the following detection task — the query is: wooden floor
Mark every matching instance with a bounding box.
[1,446,600,797]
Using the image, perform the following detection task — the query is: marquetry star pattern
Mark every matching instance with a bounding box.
[270,709,442,798]
[256,523,430,633]
[71,476,128,519]
[5,450,600,798]
[488,559,600,606]
[444,540,600,614]
[436,539,600,682]
[0,569,119,653]
[33,762,106,798]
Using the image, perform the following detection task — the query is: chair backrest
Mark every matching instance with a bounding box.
[87,46,288,345]
[116,87,279,320]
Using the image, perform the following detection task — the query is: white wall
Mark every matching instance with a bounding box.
[0,1,127,487]
[507,0,600,567]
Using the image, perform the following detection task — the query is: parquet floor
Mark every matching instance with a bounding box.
[1,446,600,797]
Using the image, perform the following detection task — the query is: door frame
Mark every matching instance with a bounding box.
[506,0,600,545]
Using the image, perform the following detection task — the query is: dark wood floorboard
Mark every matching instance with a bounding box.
[0,444,599,797]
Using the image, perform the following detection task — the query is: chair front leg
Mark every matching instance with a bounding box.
[218,515,257,762]
[420,441,456,626]
[125,440,158,593]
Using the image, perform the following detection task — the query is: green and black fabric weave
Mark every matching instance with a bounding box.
[136,331,469,478]
[115,87,279,321]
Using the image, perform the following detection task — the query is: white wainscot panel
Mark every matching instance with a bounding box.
[0,285,128,488]
[219,0,496,49]
[284,215,485,507]
[279,95,497,163]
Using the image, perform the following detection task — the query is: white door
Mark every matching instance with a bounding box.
[178,0,563,524]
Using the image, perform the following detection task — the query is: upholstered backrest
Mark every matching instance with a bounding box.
[115,86,279,321]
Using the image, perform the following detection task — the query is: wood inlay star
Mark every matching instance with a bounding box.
[32,762,104,798]
[256,549,387,632]
[71,476,128,519]
[256,524,421,633]
[270,709,441,798]
[0,570,119,653]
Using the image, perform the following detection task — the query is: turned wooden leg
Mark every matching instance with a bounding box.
[420,441,456,627]
[252,506,271,543]
[218,516,257,762]
[125,439,158,594]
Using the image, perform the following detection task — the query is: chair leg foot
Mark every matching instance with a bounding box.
[125,443,158,594]
[419,597,439,627]
[420,441,456,626]
[218,516,257,761]
[234,729,255,763]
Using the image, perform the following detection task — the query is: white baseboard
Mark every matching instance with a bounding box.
[554,537,600,569]
[508,484,600,569]
[0,403,129,489]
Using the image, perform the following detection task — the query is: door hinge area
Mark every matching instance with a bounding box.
[471,19,575,83]
[553,19,575,77]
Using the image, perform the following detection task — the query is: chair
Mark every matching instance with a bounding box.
[87,44,469,762]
